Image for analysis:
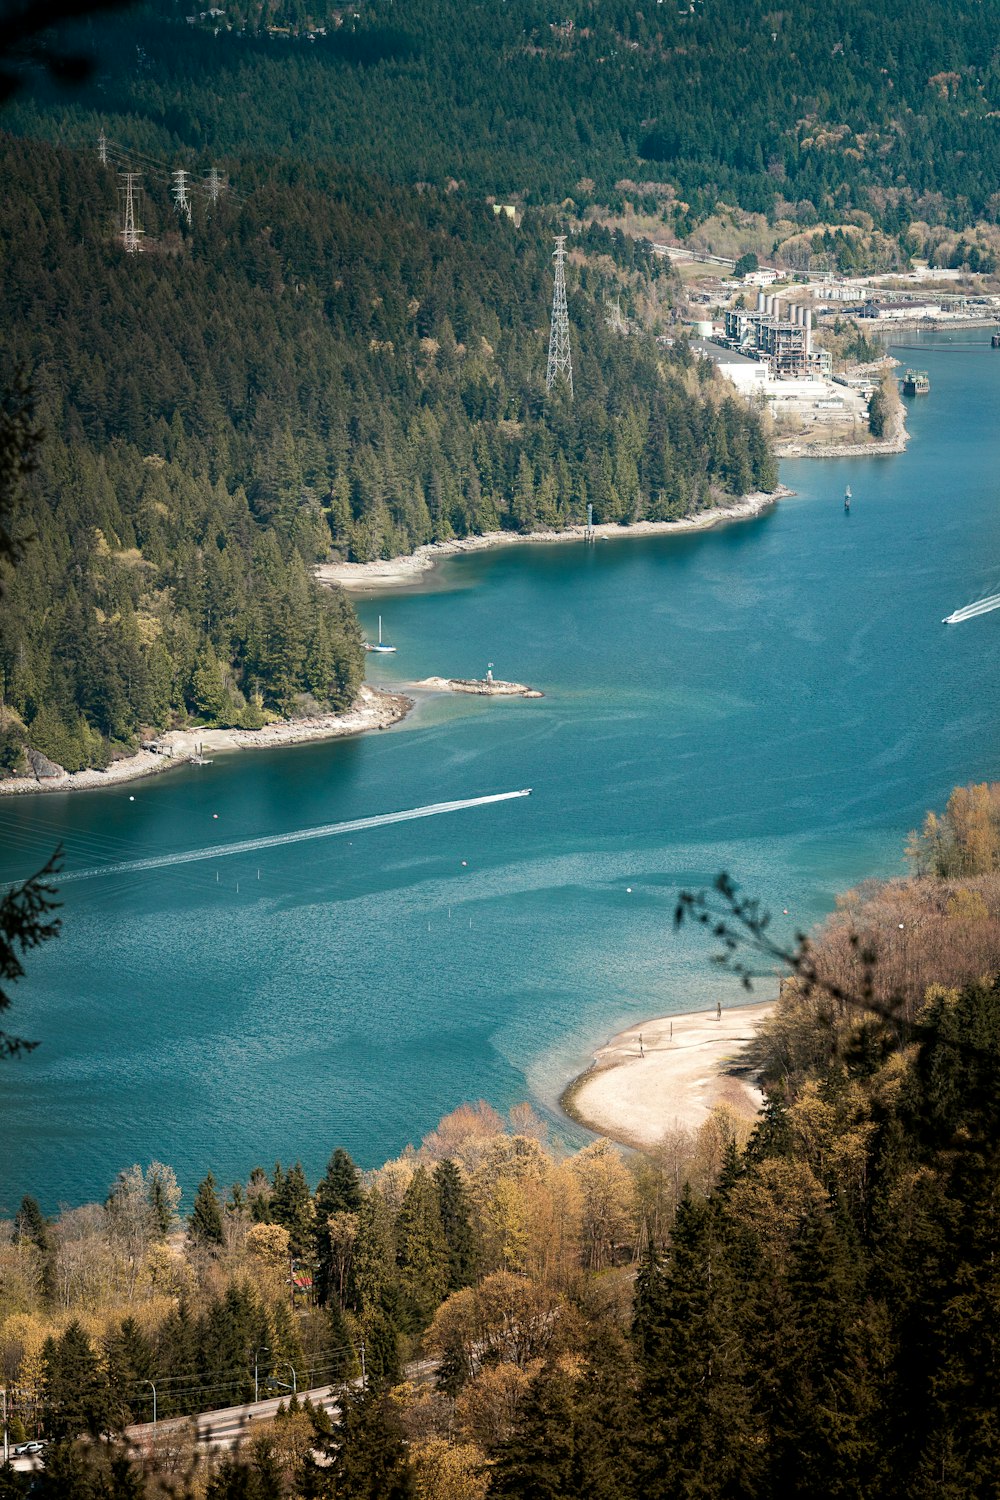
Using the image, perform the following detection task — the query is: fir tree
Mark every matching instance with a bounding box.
[189,1171,225,1247]
[42,1322,111,1439]
[271,1161,314,1258]
[433,1158,477,1291]
[395,1166,448,1334]
[326,1388,416,1500]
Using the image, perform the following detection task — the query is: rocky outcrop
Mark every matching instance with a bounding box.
[416,677,543,698]
[27,748,66,781]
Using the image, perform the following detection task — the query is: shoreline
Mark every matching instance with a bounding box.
[561,1000,776,1150]
[0,685,414,798]
[316,489,788,593]
[774,435,907,459]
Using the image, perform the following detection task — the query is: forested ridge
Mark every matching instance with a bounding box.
[0,127,774,773]
[2,786,1000,1496]
[8,0,1000,233]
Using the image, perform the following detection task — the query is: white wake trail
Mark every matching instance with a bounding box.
[943,592,1000,624]
[53,790,533,885]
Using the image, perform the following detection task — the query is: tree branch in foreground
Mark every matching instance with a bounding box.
[0,848,62,1056]
[674,871,891,1020]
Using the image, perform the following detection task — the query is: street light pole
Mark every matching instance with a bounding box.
[144,1380,157,1446]
[253,1346,270,1405]
[282,1362,297,1396]
[2,1386,8,1465]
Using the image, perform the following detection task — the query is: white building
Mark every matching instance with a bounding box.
[691,339,770,395]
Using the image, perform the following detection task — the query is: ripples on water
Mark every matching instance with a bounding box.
[2,332,999,1207]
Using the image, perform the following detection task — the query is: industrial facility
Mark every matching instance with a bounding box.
[722,293,830,378]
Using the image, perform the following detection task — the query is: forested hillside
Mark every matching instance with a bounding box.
[8,0,1000,232]
[0,131,774,772]
[2,786,1000,1496]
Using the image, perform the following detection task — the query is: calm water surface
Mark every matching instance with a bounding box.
[2,331,999,1209]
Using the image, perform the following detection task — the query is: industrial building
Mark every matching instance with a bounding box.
[722,293,828,378]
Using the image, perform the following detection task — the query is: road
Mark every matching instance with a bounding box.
[6,1360,435,1470]
[5,1384,343,1471]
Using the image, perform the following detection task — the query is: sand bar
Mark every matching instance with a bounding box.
[0,685,413,797]
[316,490,786,593]
[563,1000,776,1150]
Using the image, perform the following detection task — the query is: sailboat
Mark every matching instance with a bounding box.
[844,485,851,513]
[365,615,397,654]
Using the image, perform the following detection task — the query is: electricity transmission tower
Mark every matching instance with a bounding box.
[204,166,223,203]
[118,171,143,253]
[97,129,108,165]
[545,235,573,396]
[172,168,192,224]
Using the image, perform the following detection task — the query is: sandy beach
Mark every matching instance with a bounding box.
[0,685,413,797]
[316,490,786,592]
[563,1000,775,1150]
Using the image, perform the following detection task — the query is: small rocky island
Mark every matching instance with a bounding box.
[416,669,542,699]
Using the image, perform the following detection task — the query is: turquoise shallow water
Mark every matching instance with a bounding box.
[2,331,999,1210]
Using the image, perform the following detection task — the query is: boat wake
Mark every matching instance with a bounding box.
[942,592,1000,625]
[51,790,533,885]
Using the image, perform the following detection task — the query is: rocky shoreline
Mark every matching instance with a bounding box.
[0,685,413,797]
[775,436,907,459]
[316,489,787,593]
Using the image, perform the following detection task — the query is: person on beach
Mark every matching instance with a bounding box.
[717,1001,722,1020]
[639,1033,644,1057]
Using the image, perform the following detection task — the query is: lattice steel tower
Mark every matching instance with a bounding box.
[545,235,573,396]
[118,171,143,253]
[172,168,192,225]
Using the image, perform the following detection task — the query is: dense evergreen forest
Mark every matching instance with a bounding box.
[7,0,1000,233]
[0,130,774,772]
[2,785,1000,1497]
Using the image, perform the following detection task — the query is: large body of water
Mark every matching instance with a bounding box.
[2,333,999,1211]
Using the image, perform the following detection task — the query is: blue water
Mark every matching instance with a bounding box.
[2,332,999,1210]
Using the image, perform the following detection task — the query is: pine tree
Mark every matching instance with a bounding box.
[43,1322,110,1439]
[363,1309,402,1391]
[271,1161,315,1258]
[433,1159,477,1291]
[395,1166,448,1334]
[316,1148,363,1218]
[326,1388,416,1499]
[633,1188,756,1499]
[105,1316,156,1429]
[189,1171,225,1247]
[315,1148,363,1306]
[490,1361,578,1499]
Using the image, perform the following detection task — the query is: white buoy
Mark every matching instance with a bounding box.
[129,795,135,802]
